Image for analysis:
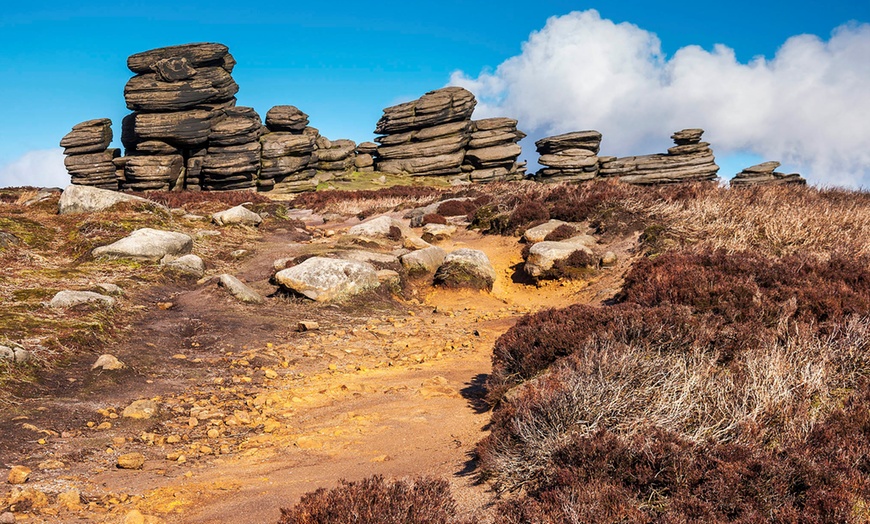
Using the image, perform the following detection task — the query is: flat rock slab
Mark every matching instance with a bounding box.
[434,248,496,291]
[217,274,264,304]
[59,185,153,214]
[347,216,411,241]
[93,228,193,262]
[274,257,379,302]
[49,290,116,309]
[160,254,205,278]
[212,205,263,226]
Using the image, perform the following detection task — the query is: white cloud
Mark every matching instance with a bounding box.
[0,148,68,189]
[450,10,870,188]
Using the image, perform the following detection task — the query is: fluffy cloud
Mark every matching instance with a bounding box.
[451,10,870,188]
[0,148,68,189]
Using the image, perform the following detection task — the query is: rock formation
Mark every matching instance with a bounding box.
[311,137,356,181]
[730,161,806,187]
[259,106,318,193]
[599,129,719,184]
[60,119,119,189]
[534,131,602,183]
[463,118,526,183]
[374,87,476,179]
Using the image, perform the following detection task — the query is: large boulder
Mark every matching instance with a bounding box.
[274,257,379,302]
[265,105,309,133]
[93,228,193,262]
[58,185,153,214]
[434,249,496,291]
[60,118,113,155]
[375,87,477,135]
[400,246,447,275]
[212,205,263,227]
[347,216,411,242]
[525,239,594,278]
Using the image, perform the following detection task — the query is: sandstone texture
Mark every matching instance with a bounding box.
[92,228,193,261]
[274,257,380,302]
[730,161,807,187]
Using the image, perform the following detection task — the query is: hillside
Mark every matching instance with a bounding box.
[2,179,870,523]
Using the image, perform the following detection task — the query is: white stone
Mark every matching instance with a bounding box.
[525,240,594,277]
[58,185,155,214]
[49,290,116,309]
[217,274,264,304]
[400,246,447,274]
[92,354,125,370]
[347,215,411,241]
[211,205,263,227]
[160,254,205,278]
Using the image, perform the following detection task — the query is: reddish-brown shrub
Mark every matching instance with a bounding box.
[277,475,458,524]
[136,190,271,208]
[437,199,478,217]
[508,200,549,232]
[292,186,445,213]
[421,213,447,225]
[541,223,577,242]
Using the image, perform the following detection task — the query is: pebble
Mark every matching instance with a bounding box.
[123,399,158,419]
[117,453,145,470]
[7,465,31,484]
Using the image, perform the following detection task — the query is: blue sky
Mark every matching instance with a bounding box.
[1,1,868,187]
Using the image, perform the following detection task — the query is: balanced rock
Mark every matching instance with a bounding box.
[93,228,193,261]
[375,86,476,135]
[599,129,719,184]
[63,147,120,190]
[274,257,380,302]
[265,106,309,133]
[60,118,113,155]
[434,248,496,291]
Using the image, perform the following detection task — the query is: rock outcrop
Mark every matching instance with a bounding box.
[60,119,119,189]
[730,161,807,187]
[259,106,317,193]
[311,137,356,181]
[535,131,602,183]
[463,118,526,183]
[374,87,476,179]
[599,129,719,184]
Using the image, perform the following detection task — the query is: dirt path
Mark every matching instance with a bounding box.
[1,225,636,523]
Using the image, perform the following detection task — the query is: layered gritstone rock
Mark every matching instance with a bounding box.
[374,87,476,178]
[60,119,119,189]
[535,131,602,183]
[730,161,807,187]
[599,129,719,184]
[463,118,526,183]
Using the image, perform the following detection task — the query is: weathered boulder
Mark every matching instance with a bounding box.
[375,87,476,135]
[127,43,231,74]
[535,131,602,182]
[434,248,496,291]
[523,220,572,243]
[731,161,807,187]
[400,246,447,275]
[274,257,380,302]
[122,109,213,149]
[347,216,411,241]
[58,185,152,214]
[49,290,116,309]
[160,254,205,278]
[93,228,193,262]
[211,205,263,227]
[525,239,594,278]
[217,274,264,304]
[421,223,456,243]
[123,154,184,190]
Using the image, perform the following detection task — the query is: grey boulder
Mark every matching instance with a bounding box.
[50,290,116,309]
[212,204,263,226]
[274,257,379,302]
[58,185,153,214]
[93,228,193,262]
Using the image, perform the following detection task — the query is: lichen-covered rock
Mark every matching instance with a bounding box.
[274,257,379,302]
[524,239,594,278]
[211,205,263,227]
[217,274,264,304]
[160,254,205,279]
[434,248,496,291]
[49,290,116,309]
[93,228,193,262]
[347,216,411,241]
[401,246,447,275]
[58,184,152,214]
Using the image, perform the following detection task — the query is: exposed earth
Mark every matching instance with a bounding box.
[0,196,637,523]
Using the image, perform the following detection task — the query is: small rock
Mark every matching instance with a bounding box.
[212,204,263,227]
[230,249,249,259]
[523,219,570,243]
[160,254,205,279]
[57,489,82,510]
[421,224,456,243]
[195,230,221,239]
[92,354,125,371]
[123,399,158,420]
[347,215,411,241]
[217,274,264,304]
[0,512,15,524]
[401,246,447,275]
[601,251,618,267]
[8,465,31,484]
[297,321,319,332]
[96,283,124,295]
[49,290,115,309]
[403,235,432,250]
[37,459,65,470]
[117,452,145,470]
[525,240,594,278]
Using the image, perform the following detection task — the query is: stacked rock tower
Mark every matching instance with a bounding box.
[534,131,603,183]
[373,87,525,182]
[60,119,120,189]
[258,106,318,193]
[599,129,719,184]
[462,118,526,182]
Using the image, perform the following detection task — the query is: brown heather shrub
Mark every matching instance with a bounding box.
[421,213,447,225]
[507,200,549,233]
[291,186,445,217]
[277,475,460,524]
[135,189,271,209]
[436,199,478,217]
[541,223,577,242]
